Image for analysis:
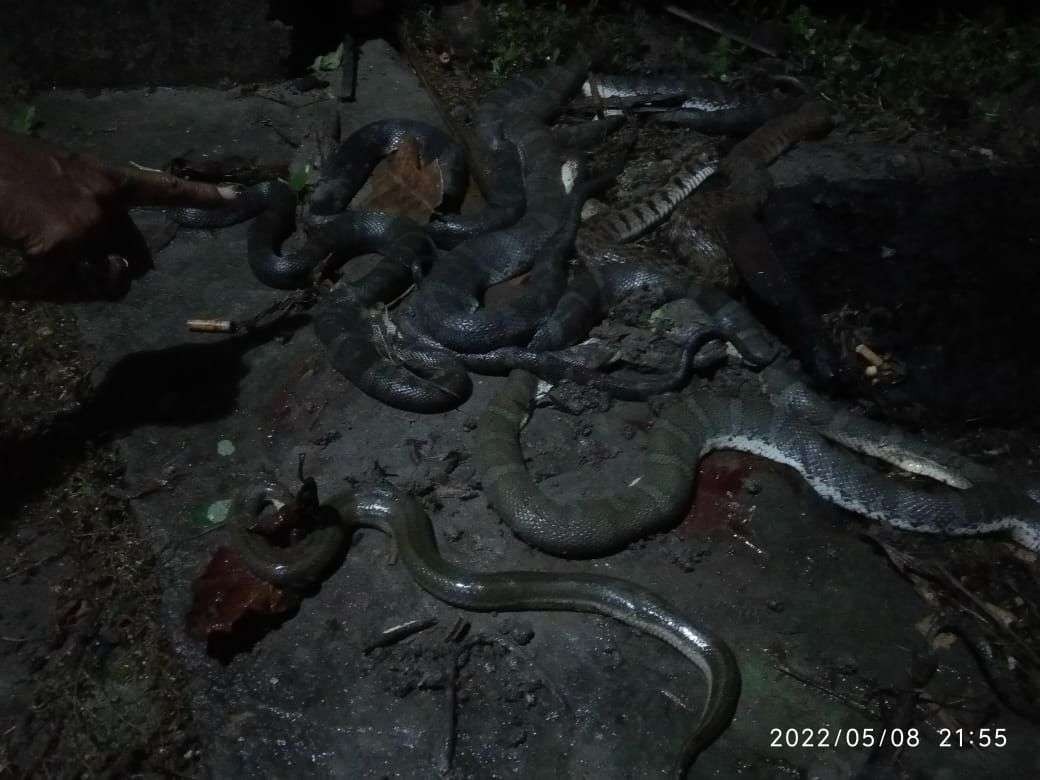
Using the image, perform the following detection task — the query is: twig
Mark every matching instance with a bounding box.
[263,120,302,149]
[659,687,693,712]
[1,551,66,581]
[663,4,780,58]
[127,161,165,174]
[156,522,227,561]
[340,33,358,103]
[442,617,470,643]
[440,657,459,775]
[774,663,880,720]
[570,92,688,114]
[935,565,1040,667]
[396,20,492,197]
[364,617,438,653]
[186,289,317,335]
[253,92,291,106]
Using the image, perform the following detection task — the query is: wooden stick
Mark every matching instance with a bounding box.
[664,4,780,59]
[364,617,438,653]
[396,19,494,196]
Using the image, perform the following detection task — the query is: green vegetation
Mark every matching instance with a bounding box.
[7,102,38,134]
[289,162,316,197]
[705,37,740,80]
[782,4,1040,127]
[412,0,1039,150]
[417,0,643,86]
[310,43,344,74]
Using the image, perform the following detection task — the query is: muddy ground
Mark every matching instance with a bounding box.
[2,28,1040,780]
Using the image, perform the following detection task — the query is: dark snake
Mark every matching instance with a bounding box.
[581,71,808,135]
[172,59,815,412]
[311,57,745,411]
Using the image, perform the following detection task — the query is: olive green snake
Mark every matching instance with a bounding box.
[229,481,741,776]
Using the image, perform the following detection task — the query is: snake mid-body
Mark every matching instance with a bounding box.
[477,361,1040,558]
[312,55,748,412]
[312,58,615,412]
[173,60,823,411]
[581,72,806,135]
[229,481,740,777]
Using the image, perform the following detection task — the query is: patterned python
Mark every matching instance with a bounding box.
[476,353,1040,559]
[665,100,838,382]
[229,480,741,776]
[581,72,806,135]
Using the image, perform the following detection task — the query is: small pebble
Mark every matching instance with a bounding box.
[766,600,785,613]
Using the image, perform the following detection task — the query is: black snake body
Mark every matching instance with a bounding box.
[309,118,468,218]
[582,72,806,135]
[401,55,602,354]
[172,62,820,409]
[402,120,578,353]
[313,55,733,411]
[312,59,611,412]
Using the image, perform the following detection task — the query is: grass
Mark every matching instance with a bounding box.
[708,2,1040,149]
[783,5,1040,124]
[414,0,643,86]
[409,1,1039,152]
[6,102,38,134]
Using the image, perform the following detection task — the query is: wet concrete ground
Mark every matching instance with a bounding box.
[30,40,1039,778]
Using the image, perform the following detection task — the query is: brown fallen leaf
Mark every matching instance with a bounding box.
[361,137,444,222]
[186,546,300,658]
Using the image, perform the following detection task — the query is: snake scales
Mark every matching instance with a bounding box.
[229,480,740,777]
[307,56,762,412]
[477,359,1040,558]
[173,55,831,413]
[191,55,1038,774]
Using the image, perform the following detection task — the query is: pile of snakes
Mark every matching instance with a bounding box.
[177,55,1040,777]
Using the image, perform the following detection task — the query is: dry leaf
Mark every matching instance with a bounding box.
[361,137,444,222]
[186,546,300,659]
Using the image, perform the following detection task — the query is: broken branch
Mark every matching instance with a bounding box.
[664,4,780,59]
